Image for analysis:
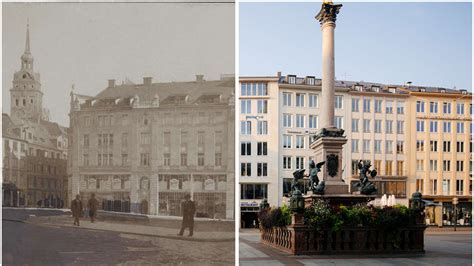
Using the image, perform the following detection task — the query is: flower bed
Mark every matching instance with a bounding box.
[259,200,426,255]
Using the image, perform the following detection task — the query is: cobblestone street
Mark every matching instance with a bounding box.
[3,209,234,265]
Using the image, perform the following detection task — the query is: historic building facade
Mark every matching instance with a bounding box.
[69,75,235,219]
[3,24,68,207]
[239,73,471,227]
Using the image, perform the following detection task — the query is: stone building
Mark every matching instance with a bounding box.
[69,75,235,219]
[2,23,68,207]
[239,73,472,227]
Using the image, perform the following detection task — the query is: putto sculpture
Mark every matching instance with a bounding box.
[291,169,306,194]
[353,160,377,195]
[307,160,326,194]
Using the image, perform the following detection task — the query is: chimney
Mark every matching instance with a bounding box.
[196,75,204,82]
[277,71,282,77]
[143,77,152,86]
[108,79,115,88]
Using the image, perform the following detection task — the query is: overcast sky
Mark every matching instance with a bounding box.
[240,2,471,90]
[3,2,235,126]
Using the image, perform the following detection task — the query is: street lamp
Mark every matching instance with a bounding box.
[453,197,458,231]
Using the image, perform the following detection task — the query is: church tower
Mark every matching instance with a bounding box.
[10,22,43,122]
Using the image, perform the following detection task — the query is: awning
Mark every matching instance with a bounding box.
[422,199,442,206]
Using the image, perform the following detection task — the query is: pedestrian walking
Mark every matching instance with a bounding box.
[177,194,196,237]
[87,193,99,223]
[71,194,83,226]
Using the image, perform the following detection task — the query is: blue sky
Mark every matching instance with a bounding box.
[240,2,472,90]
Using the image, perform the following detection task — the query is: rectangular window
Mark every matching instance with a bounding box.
[457,141,464,153]
[443,122,451,133]
[351,119,359,132]
[374,120,382,133]
[416,101,425,113]
[140,132,151,145]
[296,115,305,128]
[283,135,292,149]
[385,101,393,113]
[416,120,424,132]
[396,141,404,154]
[241,163,251,176]
[257,142,267,156]
[140,153,150,166]
[334,116,343,129]
[83,154,89,166]
[374,140,381,154]
[163,153,170,166]
[283,156,292,170]
[309,94,318,108]
[443,141,451,152]
[443,102,451,114]
[335,95,343,109]
[457,122,464,133]
[241,142,251,156]
[397,121,404,134]
[215,153,222,166]
[430,121,438,133]
[416,140,424,152]
[283,92,292,106]
[416,178,423,193]
[296,93,305,107]
[443,160,451,171]
[241,121,251,135]
[416,160,424,171]
[374,99,382,113]
[397,161,404,176]
[309,115,318,129]
[456,180,464,195]
[257,121,268,135]
[83,135,89,148]
[121,154,128,166]
[283,114,292,128]
[257,163,268,177]
[181,153,187,166]
[397,101,404,114]
[296,157,304,169]
[430,141,438,152]
[257,83,268,96]
[198,153,205,166]
[363,119,370,133]
[386,140,393,154]
[241,100,251,114]
[456,160,464,172]
[351,98,359,112]
[442,179,451,194]
[296,135,305,149]
[385,161,393,175]
[430,160,438,171]
[363,140,370,153]
[351,139,359,153]
[363,99,371,113]
[257,100,268,114]
[240,184,268,200]
[374,160,381,172]
[430,102,438,113]
[386,120,393,134]
[432,179,438,194]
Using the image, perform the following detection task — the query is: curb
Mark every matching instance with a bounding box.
[2,218,25,223]
[26,220,235,243]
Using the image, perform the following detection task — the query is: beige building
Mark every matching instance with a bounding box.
[69,75,235,219]
[403,86,472,226]
[239,73,471,227]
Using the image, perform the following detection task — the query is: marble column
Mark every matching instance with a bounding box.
[316,1,342,129]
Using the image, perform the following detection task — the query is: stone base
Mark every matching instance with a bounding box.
[290,213,305,226]
[304,194,376,208]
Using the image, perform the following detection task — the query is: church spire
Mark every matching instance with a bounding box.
[21,20,34,70]
[25,19,30,54]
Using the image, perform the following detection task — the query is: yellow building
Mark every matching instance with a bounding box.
[404,86,472,226]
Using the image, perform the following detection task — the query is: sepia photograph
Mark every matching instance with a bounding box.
[2,2,235,265]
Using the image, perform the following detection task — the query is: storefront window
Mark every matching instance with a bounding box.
[442,202,472,226]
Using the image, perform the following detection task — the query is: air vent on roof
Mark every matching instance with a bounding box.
[440,89,446,93]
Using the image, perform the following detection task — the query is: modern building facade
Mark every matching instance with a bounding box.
[239,73,472,227]
[3,24,68,207]
[69,75,235,219]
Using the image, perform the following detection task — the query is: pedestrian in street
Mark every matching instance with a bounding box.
[87,193,99,223]
[71,194,83,226]
[177,194,196,237]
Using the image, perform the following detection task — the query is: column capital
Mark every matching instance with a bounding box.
[315,2,342,26]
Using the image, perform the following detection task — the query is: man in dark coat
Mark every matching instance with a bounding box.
[177,194,196,237]
[87,193,100,223]
[71,194,83,226]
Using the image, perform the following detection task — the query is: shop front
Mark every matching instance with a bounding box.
[422,195,472,227]
[240,201,260,228]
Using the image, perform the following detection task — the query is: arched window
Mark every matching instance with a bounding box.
[15,99,19,106]
[23,99,26,106]
[140,177,150,190]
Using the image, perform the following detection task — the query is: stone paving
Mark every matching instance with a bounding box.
[239,229,472,266]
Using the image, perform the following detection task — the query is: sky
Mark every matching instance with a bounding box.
[2,2,235,126]
[240,2,472,90]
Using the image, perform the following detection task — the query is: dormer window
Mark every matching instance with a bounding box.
[420,88,426,92]
[461,90,467,95]
[306,77,315,85]
[388,87,396,93]
[288,75,296,84]
[354,85,363,91]
[372,86,380,92]
[440,89,446,93]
